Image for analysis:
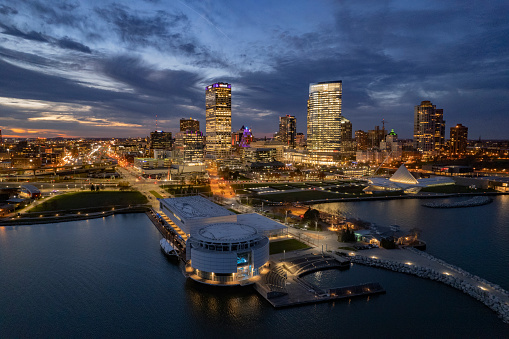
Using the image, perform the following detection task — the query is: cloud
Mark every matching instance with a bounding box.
[0,24,48,42]
[57,36,92,53]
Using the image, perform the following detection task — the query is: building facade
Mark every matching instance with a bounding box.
[174,130,205,165]
[180,118,200,132]
[307,81,342,156]
[450,124,468,154]
[206,82,232,158]
[278,115,297,148]
[413,101,445,154]
[149,130,172,157]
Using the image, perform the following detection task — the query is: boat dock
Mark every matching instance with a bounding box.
[254,253,385,308]
[145,209,187,261]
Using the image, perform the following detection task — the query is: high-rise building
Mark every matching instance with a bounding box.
[174,130,205,165]
[278,115,297,148]
[149,130,172,156]
[307,81,342,155]
[180,118,200,132]
[434,109,445,151]
[368,126,386,149]
[413,101,445,153]
[450,124,468,154]
[355,130,369,150]
[206,82,232,158]
[340,117,352,142]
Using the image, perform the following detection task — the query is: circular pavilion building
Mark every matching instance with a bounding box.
[185,223,270,285]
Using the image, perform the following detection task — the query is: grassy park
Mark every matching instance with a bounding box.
[269,239,310,254]
[29,191,148,212]
[150,190,163,198]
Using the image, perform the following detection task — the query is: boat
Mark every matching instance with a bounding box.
[160,238,178,257]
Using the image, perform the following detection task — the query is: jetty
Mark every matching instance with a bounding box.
[336,248,509,324]
[422,195,493,208]
[254,253,385,308]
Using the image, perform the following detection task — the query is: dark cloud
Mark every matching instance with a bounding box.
[94,4,188,45]
[57,36,92,53]
[0,24,48,42]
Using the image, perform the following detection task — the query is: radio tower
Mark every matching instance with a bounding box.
[155,115,158,130]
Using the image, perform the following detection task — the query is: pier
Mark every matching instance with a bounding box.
[254,254,385,308]
[145,208,187,261]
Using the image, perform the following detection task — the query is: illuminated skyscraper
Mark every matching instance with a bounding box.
[413,101,445,153]
[206,82,232,158]
[175,130,205,165]
[450,124,468,154]
[278,115,297,148]
[307,81,342,155]
[180,118,200,132]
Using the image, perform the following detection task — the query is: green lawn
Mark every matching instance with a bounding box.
[29,191,148,212]
[269,239,310,254]
[150,190,163,198]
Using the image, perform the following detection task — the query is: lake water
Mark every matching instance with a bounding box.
[1,198,508,338]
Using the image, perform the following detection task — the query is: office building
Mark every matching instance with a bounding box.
[307,81,342,155]
[450,124,468,154]
[149,130,172,157]
[368,126,386,149]
[413,101,445,153]
[174,130,205,165]
[278,115,297,148]
[206,82,232,158]
[180,118,200,132]
[355,130,369,150]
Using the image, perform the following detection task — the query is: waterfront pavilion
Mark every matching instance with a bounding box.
[159,195,287,285]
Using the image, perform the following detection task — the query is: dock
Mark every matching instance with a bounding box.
[254,254,385,308]
[145,209,187,261]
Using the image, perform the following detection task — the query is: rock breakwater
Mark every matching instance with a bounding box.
[347,250,509,324]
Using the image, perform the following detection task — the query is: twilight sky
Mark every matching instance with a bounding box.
[0,0,508,139]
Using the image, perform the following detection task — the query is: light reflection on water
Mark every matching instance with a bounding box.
[0,210,508,337]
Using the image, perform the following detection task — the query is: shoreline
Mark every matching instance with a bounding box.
[0,205,150,226]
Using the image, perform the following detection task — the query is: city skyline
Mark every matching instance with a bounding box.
[0,0,508,139]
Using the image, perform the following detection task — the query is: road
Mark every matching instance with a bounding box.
[116,166,170,209]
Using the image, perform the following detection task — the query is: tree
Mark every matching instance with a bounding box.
[339,226,356,242]
[303,207,320,221]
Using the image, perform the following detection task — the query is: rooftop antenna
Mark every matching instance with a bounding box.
[156,115,158,130]
[382,118,387,131]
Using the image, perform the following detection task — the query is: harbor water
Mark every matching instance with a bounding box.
[1,196,508,337]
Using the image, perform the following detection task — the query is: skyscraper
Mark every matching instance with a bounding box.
[307,81,342,155]
[205,82,232,158]
[180,118,200,132]
[278,115,297,148]
[450,124,468,154]
[413,101,445,153]
[174,130,205,165]
[149,131,172,152]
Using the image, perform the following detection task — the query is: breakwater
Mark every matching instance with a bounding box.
[423,195,493,208]
[345,250,509,324]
